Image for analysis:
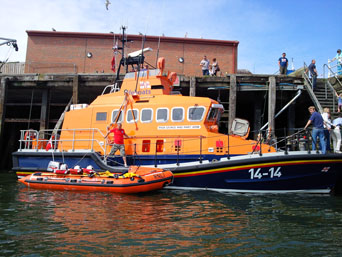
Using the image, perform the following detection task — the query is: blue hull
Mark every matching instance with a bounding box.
[12,151,342,193]
[12,151,221,172]
[167,153,342,193]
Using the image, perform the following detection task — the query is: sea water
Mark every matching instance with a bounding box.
[1,173,342,256]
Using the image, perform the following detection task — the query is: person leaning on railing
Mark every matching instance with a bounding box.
[329,49,342,75]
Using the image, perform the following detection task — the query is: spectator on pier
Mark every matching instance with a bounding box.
[210,58,220,76]
[278,52,288,75]
[329,49,342,75]
[322,107,332,152]
[334,91,342,112]
[306,59,318,91]
[200,55,210,76]
[331,114,342,153]
[304,106,326,154]
[105,122,130,167]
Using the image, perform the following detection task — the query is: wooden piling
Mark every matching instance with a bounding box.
[268,76,276,137]
[39,89,49,134]
[72,75,79,104]
[0,77,7,141]
[190,77,196,97]
[228,74,237,134]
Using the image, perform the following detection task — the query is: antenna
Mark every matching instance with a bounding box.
[135,33,146,91]
[155,35,161,67]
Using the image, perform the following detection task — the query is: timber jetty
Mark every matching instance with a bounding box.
[0,73,338,170]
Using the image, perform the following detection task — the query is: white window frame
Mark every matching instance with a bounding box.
[126,109,139,123]
[141,108,153,123]
[111,109,124,123]
[156,108,169,123]
[171,107,185,122]
[187,106,206,122]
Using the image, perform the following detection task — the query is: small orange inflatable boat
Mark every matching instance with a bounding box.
[18,166,173,194]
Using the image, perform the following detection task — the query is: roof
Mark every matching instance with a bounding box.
[26,30,239,47]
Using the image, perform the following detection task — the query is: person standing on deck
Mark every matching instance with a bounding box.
[322,107,332,152]
[105,122,130,167]
[331,114,342,153]
[278,52,288,75]
[304,106,327,154]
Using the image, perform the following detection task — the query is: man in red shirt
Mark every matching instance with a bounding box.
[105,122,130,167]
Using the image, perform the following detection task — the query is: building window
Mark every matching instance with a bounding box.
[188,106,205,121]
[96,112,107,121]
[112,110,123,123]
[156,108,168,123]
[127,109,139,123]
[171,107,184,122]
[141,109,153,123]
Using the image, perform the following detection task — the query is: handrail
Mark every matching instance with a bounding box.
[19,128,107,154]
[325,59,342,78]
[260,89,302,131]
[18,126,320,168]
[325,79,337,113]
[323,63,342,113]
[323,63,342,89]
[302,62,323,113]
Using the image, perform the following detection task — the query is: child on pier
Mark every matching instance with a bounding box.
[335,91,342,112]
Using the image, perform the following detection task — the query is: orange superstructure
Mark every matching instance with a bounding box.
[14,27,275,172]
[58,58,275,162]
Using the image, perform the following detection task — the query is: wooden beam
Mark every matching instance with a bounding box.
[287,103,295,136]
[0,77,7,143]
[189,77,196,96]
[72,75,79,104]
[39,89,49,133]
[228,75,236,134]
[253,100,262,139]
[5,118,58,123]
[268,76,276,137]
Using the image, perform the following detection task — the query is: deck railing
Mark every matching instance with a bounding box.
[19,126,316,167]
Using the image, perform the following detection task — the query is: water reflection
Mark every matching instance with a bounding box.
[1,174,342,256]
[13,188,249,256]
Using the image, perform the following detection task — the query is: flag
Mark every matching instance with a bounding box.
[111,39,118,72]
[45,137,52,151]
[111,56,115,72]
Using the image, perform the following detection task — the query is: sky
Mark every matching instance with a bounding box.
[0,0,341,76]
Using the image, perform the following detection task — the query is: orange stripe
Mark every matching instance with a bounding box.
[175,159,342,177]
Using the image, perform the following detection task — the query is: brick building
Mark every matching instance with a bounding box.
[25,30,238,76]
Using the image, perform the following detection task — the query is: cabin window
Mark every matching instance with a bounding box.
[112,110,123,123]
[207,108,220,121]
[156,108,168,123]
[171,107,184,122]
[141,109,153,123]
[188,106,205,121]
[96,112,107,121]
[127,109,139,123]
